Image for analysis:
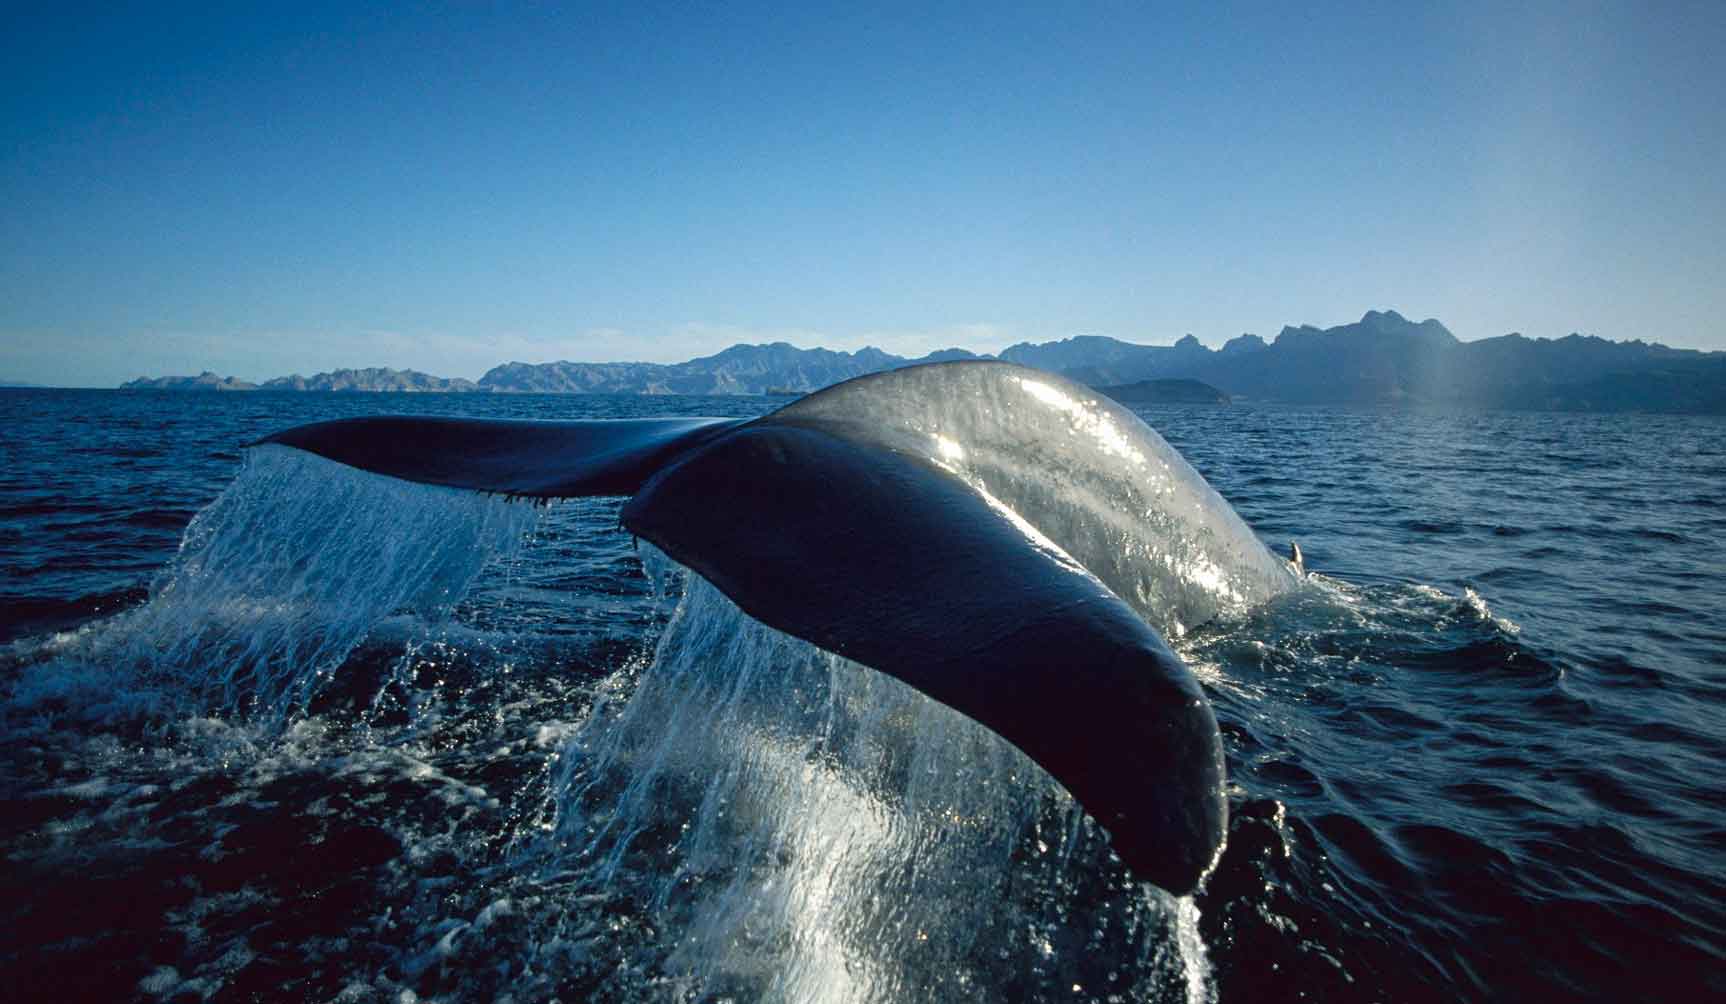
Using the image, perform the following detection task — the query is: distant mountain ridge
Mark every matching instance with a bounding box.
[1014,310,1726,411]
[121,371,259,391]
[122,368,473,393]
[118,311,1726,412]
[476,343,983,394]
[262,368,479,392]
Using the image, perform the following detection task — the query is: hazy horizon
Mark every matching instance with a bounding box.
[5,4,1723,387]
[14,306,1721,389]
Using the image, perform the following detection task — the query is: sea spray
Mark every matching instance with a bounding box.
[7,446,537,724]
[524,544,1215,1002]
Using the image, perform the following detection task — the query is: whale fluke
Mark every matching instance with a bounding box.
[258,415,743,498]
[250,361,1287,894]
[625,417,1226,893]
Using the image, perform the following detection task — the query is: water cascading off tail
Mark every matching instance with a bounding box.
[528,545,1216,1004]
[15,447,537,722]
[231,361,1293,900]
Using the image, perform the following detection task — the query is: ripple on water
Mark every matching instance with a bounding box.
[4,391,1725,1002]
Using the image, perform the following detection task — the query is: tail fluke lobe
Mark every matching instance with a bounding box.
[256,415,743,498]
[624,419,1227,893]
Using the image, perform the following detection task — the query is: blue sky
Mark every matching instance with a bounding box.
[3,2,1722,386]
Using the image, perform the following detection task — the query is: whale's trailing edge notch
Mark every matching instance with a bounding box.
[253,361,1267,895]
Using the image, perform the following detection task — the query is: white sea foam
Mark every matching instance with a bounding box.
[6,447,536,725]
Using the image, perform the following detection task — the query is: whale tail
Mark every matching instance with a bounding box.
[257,414,745,499]
[252,361,1262,894]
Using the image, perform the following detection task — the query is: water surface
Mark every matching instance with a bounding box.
[2,388,1722,1002]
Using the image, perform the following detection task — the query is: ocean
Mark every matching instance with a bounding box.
[1,386,1722,1002]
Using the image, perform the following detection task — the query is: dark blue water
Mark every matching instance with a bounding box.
[2,388,1722,1002]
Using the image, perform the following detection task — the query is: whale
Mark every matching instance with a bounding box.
[257,360,1297,895]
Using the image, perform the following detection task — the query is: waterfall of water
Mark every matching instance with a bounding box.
[525,544,1216,1003]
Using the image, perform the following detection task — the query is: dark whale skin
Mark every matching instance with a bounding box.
[625,418,1226,894]
[254,366,1232,894]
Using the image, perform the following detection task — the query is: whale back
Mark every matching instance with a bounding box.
[773,361,1296,638]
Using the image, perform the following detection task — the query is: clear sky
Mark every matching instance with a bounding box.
[3,2,1722,386]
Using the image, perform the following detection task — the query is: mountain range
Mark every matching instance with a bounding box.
[117,311,1726,413]
[999,311,1726,411]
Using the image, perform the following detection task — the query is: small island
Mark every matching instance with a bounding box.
[121,371,258,391]
[1094,378,1230,405]
[260,368,479,393]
